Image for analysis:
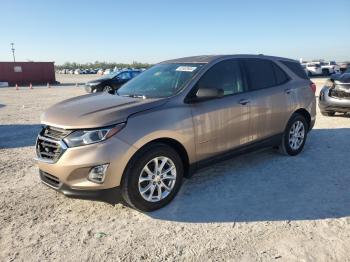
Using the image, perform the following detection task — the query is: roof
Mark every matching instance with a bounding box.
[161,54,298,64]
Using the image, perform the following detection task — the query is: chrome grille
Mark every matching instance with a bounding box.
[42,126,71,140]
[36,126,70,163]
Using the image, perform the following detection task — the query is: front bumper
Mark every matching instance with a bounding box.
[84,84,101,93]
[40,170,121,203]
[319,87,350,113]
[36,135,138,191]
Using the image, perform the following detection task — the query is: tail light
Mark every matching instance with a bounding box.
[310,82,316,93]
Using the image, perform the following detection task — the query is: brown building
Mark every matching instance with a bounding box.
[0,62,56,86]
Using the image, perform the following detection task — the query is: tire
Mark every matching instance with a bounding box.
[103,85,113,93]
[322,69,329,76]
[321,111,335,116]
[279,114,308,156]
[121,143,183,212]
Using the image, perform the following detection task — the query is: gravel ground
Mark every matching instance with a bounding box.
[1,76,350,261]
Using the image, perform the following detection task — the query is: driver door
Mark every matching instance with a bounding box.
[189,59,252,161]
[112,71,131,89]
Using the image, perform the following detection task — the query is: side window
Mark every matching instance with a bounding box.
[272,63,289,85]
[280,60,309,79]
[118,72,131,80]
[243,58,276,90]
[196,59,244,96]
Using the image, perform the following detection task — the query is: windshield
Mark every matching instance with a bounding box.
[107,71,119,78]
[345,67,350,74]
[117,63,204,98]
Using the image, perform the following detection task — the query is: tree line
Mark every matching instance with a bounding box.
[55,61,153,70]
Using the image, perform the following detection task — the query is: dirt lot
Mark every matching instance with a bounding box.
[1,76,350,261]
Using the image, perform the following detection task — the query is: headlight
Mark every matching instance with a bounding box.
[63,123,125,147]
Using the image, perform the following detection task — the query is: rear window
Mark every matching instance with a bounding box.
[280,60,309,79]
[272,63,289,85]
[242,58,289,90]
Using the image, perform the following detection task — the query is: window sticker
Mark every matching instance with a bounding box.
[175,66,197,72]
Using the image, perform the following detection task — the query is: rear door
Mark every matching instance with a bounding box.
[189,59,252,161]
[241,58,293,141]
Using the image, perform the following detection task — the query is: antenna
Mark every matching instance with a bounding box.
[11,43,16,62]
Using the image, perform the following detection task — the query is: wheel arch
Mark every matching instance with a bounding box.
[293,108,311,130]
[125,137,191,179]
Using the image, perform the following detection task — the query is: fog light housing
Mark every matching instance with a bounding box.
[88,164,109,184]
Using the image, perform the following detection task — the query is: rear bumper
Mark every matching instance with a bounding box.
[319,87,350,112]
[40,170,121,204]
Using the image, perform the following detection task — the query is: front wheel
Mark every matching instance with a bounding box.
[103,85,113,93]
[279,114,308,156]
[121,143,183,212]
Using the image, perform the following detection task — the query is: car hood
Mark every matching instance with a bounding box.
[41,93,167,129]
[87,77,110,84]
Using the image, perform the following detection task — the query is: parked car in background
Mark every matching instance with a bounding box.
[103,69,113,75]
[320,61,340,75]
[340,62,350,73]
[97,69,104,75]
[36,55,316,211]
[305,62,323,76]
[319,67,350,116]
[85,69,142,93]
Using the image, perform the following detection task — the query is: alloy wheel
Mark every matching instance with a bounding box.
[138,156,177,202]
[288,120,305,150]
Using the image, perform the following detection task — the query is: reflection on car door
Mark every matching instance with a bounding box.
[189,59,252,161]
[241,58,294,141]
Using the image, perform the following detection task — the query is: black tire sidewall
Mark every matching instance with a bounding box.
[283,114,308,156]
[121,143,183,212]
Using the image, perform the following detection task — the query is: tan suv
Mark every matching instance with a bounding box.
[36,55,316,211]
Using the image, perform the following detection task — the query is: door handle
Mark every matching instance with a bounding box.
[284,88,292,94]
[238,99,250,105]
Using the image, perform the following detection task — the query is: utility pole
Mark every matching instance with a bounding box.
[11,43,16,62]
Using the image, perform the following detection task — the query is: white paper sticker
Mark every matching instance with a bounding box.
[176,66,197,72]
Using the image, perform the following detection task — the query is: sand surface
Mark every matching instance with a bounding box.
[1,76,350,261]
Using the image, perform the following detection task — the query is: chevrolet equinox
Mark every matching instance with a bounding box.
[36,55,316,211]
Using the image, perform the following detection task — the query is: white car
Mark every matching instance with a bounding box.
[305,63,323,76]
[103,69,113,75]
[320,61,340,75]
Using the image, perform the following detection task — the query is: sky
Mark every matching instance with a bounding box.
[1,0,349,65]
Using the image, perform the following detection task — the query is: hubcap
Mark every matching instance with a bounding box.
[138,156,176,202]
[289,120,305,150]
[103,86,112,92]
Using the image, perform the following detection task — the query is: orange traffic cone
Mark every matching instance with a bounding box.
[15,84,19,90]
[29,83,33,89]
[47,82,51,88]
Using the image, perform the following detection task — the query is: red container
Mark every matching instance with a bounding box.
[0,62,56,86]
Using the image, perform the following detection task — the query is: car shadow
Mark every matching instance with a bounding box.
[0,124,41,149]
[149,128,350,223]
[0,104,5,109]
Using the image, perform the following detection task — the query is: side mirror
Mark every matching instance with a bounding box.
[196,87,224,100]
